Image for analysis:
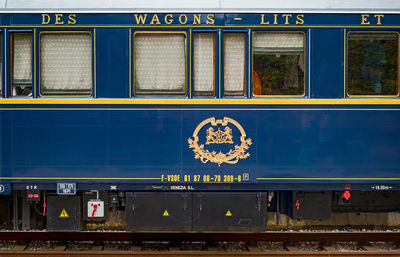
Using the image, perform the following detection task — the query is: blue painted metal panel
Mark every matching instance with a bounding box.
[96,28,130,98]
[2,13,400,27]
[0,111,12,180]
[310,29,344,98]
[1,108,399,187]
[0,12,400,191]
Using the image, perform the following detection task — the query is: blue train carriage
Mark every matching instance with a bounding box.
[0,0,400,231]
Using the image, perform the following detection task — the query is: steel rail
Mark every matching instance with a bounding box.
[0,231,399,242]
[0,231,399,256]
[0,251,400,257]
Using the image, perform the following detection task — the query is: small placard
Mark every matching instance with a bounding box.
[88,200,104,218]
[57,183,76,195]
[0,184,11,195]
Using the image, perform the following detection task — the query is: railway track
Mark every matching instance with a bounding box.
[0,253,399,257]
[0,231,399,256]
[0,250,399,257]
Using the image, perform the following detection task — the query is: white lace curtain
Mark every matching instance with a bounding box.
[12,33,32,83]
[253,32,304,48]
[135,33,186,94]
[253,32,304,91]
[224,33,246,96]
[40,33,92,94]
[193,33,214,95]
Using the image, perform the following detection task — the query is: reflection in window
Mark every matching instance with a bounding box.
[224,33,245,96]
[134,33,186,96]
[253,32,304,96]
[40,33,92,96]
[348,32,398,96]
[11,33,32,96]
[193,33,215,96]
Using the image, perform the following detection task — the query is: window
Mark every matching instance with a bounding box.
[11,33,32,96]
[347,32,398,96]
[193,33,215,96]
[134,32,186,96]
[40,32,92,96]
[252,32,305,96]
[224,33,246,96]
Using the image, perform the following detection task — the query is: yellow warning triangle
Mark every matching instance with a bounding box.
[59,209,69,218]
[225,210,232,216]
[163,210,169,216]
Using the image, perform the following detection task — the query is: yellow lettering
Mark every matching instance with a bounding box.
[273,14,278,25]
[374,14,384,25]
[150,14,161,25]
[179,14,187,24]
[296,14,304,25]
[193,14,201,25]
[134,14,148,24]
[206,14,215,25]
[41,14,50,25]
[68,14,76,25]
[361,14,370,25]
[260,14,270,25]
[164,14,173,24]
[282,14,292,25]
[55,14,64,25]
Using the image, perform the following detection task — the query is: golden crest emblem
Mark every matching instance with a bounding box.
[188,117,252,166]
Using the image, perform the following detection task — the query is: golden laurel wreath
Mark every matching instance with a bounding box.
[188,117,252,166]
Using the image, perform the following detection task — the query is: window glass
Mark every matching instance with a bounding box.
[224,33,246,96]
[253,32,304,96]
[193,33,215,96]
[40,32,92,96]
[134,33,186,96]
[348,32,398,96]
[11,33,32,96]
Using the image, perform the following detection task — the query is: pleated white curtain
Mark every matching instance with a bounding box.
[224,33,245,96]
[193,33,214,95]
[253,32,304,48]
[40,33,92,94]
[135,33,186,94]
[13,33,32,83]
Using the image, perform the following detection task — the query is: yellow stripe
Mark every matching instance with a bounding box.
[1,98,400,105]
[0,177,161,180]
[4,25,400,29]
[2,177,398,180]
[257,178,400,180]
[2,107,400,112]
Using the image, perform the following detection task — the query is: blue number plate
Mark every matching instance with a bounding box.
[57,183,76,195]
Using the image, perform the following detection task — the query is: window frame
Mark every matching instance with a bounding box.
[192,31,216,97]
[38,30,94,97]
[10,31,34,98]
[251,30,306,98]
[222,31,248,97]
[346,30,400,98]
[132,30,188,97]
